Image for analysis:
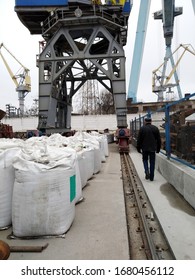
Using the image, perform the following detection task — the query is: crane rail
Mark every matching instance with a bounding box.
[120,153,175,260]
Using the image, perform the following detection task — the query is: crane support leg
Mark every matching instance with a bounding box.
[127,0,151,103]
[37,24,128,134]
[192,0,195,14]
[112,59,127,128]
[157,46,181,101]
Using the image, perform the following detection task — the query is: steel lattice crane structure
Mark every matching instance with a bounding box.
[127,0,195,103]
[0,43,31,115]
[153,0,183,101]
[15,0,132,141]
[152,43,195,101]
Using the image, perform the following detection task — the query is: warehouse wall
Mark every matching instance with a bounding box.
[2,113,164,132]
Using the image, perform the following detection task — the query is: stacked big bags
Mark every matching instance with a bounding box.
[0,131,108,238]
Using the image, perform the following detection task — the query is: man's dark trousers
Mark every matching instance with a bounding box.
[142,151,155,181]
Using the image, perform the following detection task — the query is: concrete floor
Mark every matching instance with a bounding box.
[130,145,195,260]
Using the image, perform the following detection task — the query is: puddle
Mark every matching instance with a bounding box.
[160,183,195,216]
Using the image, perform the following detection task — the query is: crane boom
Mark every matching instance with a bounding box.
[0,43,29,71]
[0,49,18,87]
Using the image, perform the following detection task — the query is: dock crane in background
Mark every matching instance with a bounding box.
[152,43,195,101]
[153,0,183,101]
[128,0,183,103]
[0,43,31,115]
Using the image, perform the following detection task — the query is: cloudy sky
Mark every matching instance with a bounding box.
[0,0,195,112]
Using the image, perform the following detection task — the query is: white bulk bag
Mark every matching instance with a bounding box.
[87,131,107,162]
[74,155,83,203]
[0,148,21,228]
[93,146,101,174]
[45,134,82,204]
[77,150,88,189]
[74,132,101,175]
[97,137,106,162]
[0,138,24,150]
[83,148,95,181]
[12,146,77,237]
[101,135,109,157]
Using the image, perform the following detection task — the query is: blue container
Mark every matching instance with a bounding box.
[15,0,68,6]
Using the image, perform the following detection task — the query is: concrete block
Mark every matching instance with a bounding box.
[183,168,195,209]
[156,154,184,196]
[156,153,195,209]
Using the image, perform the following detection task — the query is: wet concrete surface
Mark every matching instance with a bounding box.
[130,144,195,260]
[160,183,195,216]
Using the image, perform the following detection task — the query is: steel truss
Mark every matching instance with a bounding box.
[37,6,129,133]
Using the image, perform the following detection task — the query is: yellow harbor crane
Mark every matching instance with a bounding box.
[0,43,31,115]
[152,44,195,101]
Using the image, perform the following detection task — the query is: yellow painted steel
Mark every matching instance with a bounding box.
[104,0,126,5]
[0,43,31,91]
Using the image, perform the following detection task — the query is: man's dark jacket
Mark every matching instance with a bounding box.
[137,123,161,153]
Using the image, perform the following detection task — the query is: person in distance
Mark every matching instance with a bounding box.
[137,116,161,181]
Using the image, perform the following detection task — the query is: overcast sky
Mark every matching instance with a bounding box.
[0,0,195,112]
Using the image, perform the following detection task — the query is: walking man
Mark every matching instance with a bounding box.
[137,117,161,181]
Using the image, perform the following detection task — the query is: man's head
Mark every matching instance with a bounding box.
[144,117,152,124]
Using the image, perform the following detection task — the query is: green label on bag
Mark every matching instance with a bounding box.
[70,175,76,202]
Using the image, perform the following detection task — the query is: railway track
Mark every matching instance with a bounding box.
[120,153,175,260]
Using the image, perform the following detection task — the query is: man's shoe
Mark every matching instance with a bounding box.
[145,172,150,180]
[150,176,154,181]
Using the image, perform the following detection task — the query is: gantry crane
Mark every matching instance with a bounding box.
[0,43,31,115]
[14,0,132,152]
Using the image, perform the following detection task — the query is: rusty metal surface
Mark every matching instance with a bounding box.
[0,109,6,121]
[0,240,10,260]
